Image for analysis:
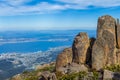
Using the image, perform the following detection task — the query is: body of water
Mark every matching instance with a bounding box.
[0,30,96,80]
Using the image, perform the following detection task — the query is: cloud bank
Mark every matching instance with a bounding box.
[0,0,120,15]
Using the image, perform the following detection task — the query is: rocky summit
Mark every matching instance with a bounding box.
[10,15,120,80]
[56,15,120,71]
[55,15,120,79]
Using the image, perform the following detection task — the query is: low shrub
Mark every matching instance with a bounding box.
[104,64,120,72]
[57,71,87,80]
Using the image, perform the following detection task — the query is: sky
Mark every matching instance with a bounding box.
[0,0,120,31]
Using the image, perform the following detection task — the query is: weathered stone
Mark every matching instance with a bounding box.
[116,49,120,64]
[92,38,105,70]
[39,71,50,80]
[103,70,114,80]
[72,32,90,64]
[103,70,120,80]
[97,15,116,38]
[39,71,57,80]
[49,73,57,80]
[92,15,117,70]
[55,63,88,74]
[68,63,88,73]
[55,48,72,72]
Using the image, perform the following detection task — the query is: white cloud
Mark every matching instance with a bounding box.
[1,0,31,6]
[0,1,68,15]
[56,0,120,8]
[0,0,120,16]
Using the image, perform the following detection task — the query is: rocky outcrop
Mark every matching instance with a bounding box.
[72,32,90,64]
[54,15,120,80]
[11,15,120,80]
[55,62,88,74]
[55,48,72,72]
[39,71,57,80]
[66,63,88,73]
[56,15,120,72]
[55,32,92,74]
[92,15,117,70]
[103,70,120,80]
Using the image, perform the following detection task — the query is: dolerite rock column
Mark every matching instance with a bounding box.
[72,32,90,64]
[92,15,117,70]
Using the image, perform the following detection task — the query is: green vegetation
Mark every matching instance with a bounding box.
[21,63,120,80]
[59,73,77,80]
[38,66,55,72]
[78,71,87,78]
[55,67,120,80]
[104,64,120,72]
[24,76,39,80]
[92,70,99,80]
[22,66,55,80]
[56,71,87,80]
[23,70,29,74]
[55,71,64,79]
[10,65,55,80]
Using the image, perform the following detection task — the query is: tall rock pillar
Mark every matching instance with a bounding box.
[92,15,116,70]
[72,32,90,64]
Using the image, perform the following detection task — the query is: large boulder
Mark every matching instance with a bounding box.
[39,71,57,80]
[67,63,88,73]
[55,63,88,74]
[72,32,90,64]
[92,15,117,70]
[55,48,72,72]
[103,70,120,80]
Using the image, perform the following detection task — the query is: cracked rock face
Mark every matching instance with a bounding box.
[55,48,72,72]
[92,15,117,70]
[72,32,90,64]
[103,70,120,80]
[55,15,120,72]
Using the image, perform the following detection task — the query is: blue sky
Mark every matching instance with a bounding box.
[0,0,120,31]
